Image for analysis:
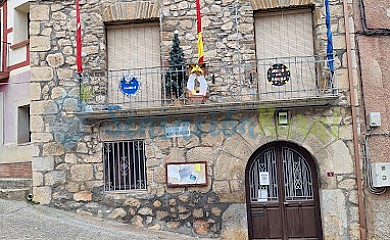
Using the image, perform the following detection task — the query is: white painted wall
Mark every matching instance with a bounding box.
[9,46,27,66]
[0,0,32,164]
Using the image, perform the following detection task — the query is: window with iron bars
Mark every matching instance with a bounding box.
[103,140,147,191]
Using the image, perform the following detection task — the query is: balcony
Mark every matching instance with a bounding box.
[76,56,338,124]
[0,41,10,80]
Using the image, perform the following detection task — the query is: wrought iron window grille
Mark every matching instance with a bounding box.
[103,140,147,192]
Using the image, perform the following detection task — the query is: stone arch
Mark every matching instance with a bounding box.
[245,140,321,175]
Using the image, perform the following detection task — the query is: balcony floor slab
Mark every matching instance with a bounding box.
[74,96,339,126]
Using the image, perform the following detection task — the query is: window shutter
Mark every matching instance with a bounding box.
[255,10,316,98]
[107,24,160,70]
[107,24,161,107]
[255,10,314,59]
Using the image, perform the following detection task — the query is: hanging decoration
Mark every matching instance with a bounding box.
[120,75,140,96]
[267,64,290,86]
[187,64,208,96]
[185,0,208,102]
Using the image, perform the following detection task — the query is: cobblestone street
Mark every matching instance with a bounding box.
[0,199,203,240]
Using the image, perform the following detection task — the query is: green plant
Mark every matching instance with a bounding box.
[80,84,93,102]
[165,30,187,98]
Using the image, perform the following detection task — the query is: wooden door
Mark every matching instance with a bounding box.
[246,142,322,240]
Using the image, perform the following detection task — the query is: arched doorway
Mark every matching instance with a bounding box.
[245,141,322,240]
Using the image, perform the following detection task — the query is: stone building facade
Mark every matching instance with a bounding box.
[29,0,365,239]
[352,0,390,239]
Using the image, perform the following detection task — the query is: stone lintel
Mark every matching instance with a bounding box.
[250,0,315,11]
[101,1,160,23]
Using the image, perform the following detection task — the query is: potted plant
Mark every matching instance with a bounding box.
[165,30,187,101]
[79,84,94,112]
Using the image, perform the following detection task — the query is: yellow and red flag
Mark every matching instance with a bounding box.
[76,0,82,73]
[196,0,204,64]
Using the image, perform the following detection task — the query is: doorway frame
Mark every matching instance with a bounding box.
[245,141,323,240]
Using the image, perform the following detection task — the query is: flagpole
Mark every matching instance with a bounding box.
[76,0,83,104]
[325,0,334,89]
[196,0,204,65]
[76,0,82,74]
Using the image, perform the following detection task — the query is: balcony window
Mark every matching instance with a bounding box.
[254,9,321,99]
[106,23,161,108]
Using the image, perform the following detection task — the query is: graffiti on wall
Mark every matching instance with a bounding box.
[46,91,342,149]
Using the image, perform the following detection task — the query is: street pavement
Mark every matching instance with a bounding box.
[0,199,204,240]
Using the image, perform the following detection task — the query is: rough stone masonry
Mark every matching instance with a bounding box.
[30,0,360,239]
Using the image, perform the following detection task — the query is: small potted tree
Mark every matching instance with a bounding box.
[165,30,187,102]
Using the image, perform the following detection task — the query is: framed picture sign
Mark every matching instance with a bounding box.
[166,162,208,187]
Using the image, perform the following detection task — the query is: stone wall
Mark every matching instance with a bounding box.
[30,0,359,239]
[55,187,232,236]
[31,107,360,238]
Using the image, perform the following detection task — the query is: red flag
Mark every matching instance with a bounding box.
[196,0,204,64]
[76,0,82,73]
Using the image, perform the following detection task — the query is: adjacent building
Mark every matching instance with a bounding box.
[28,0,384,239]
[0,0,32,179]
[353,0,390,238]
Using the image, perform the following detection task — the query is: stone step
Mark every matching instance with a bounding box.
[0,178,32,201]
[0,178,32,189]
[0,188,31,201]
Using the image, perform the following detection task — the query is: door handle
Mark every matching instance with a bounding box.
[283,202,289,205]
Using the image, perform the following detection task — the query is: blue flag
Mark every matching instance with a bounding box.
[325,0,335,75]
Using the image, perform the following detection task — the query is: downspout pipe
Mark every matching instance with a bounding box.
[343,1,366,239]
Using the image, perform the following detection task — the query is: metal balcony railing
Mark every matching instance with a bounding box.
[80,55,337,111]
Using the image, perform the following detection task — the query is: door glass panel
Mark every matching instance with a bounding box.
[249,148,278,202]
[283,147,313,201]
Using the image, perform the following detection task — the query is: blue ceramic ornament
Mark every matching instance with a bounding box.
[120,75,140,96]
